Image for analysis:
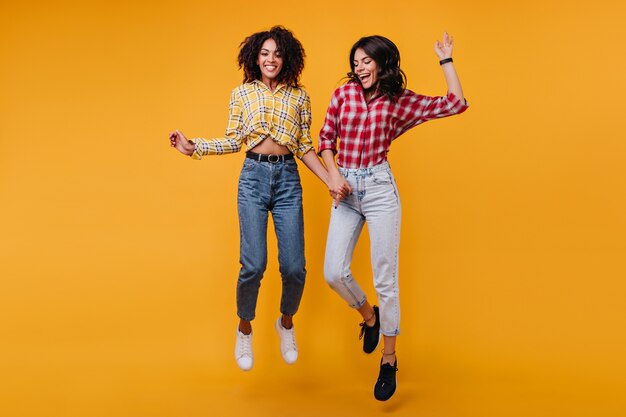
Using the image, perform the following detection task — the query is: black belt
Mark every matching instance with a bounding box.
[246,151,293,163]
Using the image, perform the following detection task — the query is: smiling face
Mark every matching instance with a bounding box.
[353,48,379,91]
[257,38,283,88]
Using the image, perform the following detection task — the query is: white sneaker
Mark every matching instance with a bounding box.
[275,318,298,364]
[235,329,253,371]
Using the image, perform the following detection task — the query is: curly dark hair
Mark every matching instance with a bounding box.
[238,26,305,88]
[347,35,407,101]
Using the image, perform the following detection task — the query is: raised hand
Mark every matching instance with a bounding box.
[169,130,195,156]
[434,32,454,60]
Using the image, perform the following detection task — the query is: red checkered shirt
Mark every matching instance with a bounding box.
[318,82,469,168]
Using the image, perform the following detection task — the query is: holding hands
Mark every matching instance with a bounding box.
[327,171,351,207]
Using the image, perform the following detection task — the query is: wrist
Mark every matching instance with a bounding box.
[187,140,196,156]
[439,57,453,66]
[322,173,331,188]
[328,169,343,179]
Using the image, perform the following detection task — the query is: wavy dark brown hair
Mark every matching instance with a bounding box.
[238,26,305,88]
[347,35,407,100]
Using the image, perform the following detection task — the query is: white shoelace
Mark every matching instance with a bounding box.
[280,326,297,352]
[237,333,252,358]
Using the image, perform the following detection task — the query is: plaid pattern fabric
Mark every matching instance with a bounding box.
[192,80,313,160]
[318,82,468,168]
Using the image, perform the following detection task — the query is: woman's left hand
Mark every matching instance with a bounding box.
[434,32,454,60]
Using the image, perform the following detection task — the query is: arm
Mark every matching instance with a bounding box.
[296,92,349,200]
[318,89,351,206]
[434,32,465,103]
[295,93,329,184]
[301,149,329,186]
[392,34,468,136]
[292,92,315,160]
[320,149,350,207]
[321,149,341,179]
[176,89,245,160]
[317,88,340,158]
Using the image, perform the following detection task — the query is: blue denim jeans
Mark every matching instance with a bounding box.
[236,157,306,321]
[323,161,401,336]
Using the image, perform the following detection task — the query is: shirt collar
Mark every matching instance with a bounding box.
[252,79,285,94]
[351,81,383,103]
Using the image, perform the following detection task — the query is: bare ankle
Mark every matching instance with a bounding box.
[364,308,376,327]
[381,349,396,364]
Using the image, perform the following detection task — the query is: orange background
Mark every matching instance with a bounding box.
[1,1,625,416]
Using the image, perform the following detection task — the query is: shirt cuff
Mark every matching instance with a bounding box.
[447,92,469,113]
[190,139,202,160]
[294,143,313,159]
[317,142,337,156]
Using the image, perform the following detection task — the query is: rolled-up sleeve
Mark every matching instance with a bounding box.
[293,92,314,159]
[317,88,341,155]
[393,91,469,137]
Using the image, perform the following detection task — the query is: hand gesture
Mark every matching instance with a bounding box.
[434,32,454,60]
[169,130,195,156]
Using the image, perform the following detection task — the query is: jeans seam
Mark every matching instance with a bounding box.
[367,168,401,335]
[329,200,366,308]
[339,213,365,308]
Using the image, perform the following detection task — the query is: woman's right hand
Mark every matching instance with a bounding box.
[328,172,352,207]
[169,130,195,156]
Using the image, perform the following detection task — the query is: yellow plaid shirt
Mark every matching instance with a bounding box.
[191,80,313,160]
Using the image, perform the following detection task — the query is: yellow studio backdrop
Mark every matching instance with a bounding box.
[1,0,625,416]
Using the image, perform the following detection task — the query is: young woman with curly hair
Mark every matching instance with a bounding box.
[319,33,468,400]
[169,26,349,371]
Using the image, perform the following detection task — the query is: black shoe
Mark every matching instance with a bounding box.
[359,305,380,354]
[374,359,398,401]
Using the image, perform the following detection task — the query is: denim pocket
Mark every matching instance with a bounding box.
[371,170,392,185]
[241,159,257,173]
[284,160,299,173]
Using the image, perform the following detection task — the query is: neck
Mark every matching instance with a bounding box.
[362,81,379,102]
[262,78,279,92]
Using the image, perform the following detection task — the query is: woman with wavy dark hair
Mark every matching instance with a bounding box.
[319,33,468,400]
[169,26,348,372]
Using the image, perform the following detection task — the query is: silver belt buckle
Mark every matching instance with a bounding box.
[268,154,280,163]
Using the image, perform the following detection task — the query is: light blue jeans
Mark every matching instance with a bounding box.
[324,161,401,336]
[236,157,306,321]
